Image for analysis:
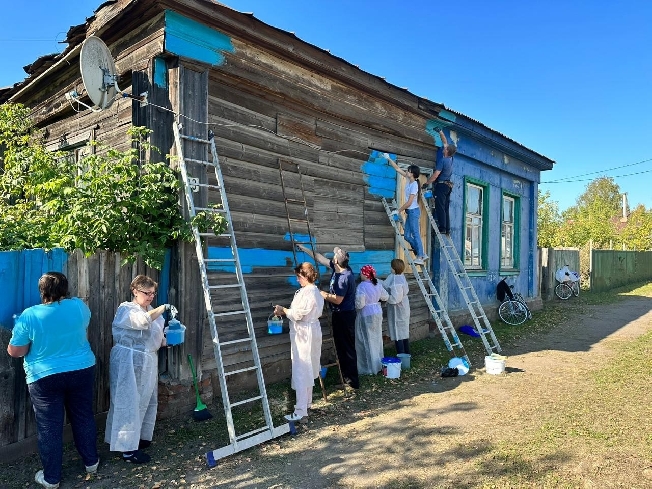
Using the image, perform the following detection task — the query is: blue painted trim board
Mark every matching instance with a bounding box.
[164,10,234,66]
[153,57,168,88]
[362,150,397,199]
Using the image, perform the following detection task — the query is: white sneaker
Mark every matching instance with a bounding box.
[35,470,59,489]
[413,258,425,265]
[86,461,99,474]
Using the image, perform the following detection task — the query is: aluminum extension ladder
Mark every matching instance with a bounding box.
[278,159,345,400]
[173,123,289,466]
[421,192,501,355]
[381,198,470,365]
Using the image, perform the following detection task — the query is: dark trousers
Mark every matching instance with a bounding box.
[28,366,99,484]
[434,182,453,234]
[395,339,410,355]
[331,310,359,389]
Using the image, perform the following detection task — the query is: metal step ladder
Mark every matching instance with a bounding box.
[421,191,501,355]
[278,159,345,400]
[381,198,470,365]
[173,123,289,466]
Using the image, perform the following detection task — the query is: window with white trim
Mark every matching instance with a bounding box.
[501,195,515,268]
[464,183,483,268]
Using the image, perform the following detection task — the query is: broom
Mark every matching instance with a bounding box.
[187,354,213,421]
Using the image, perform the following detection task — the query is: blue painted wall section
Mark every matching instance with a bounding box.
[0,249,67,330]
[361,150,397,199]
[164,10,235,66]
[153,57,168,88]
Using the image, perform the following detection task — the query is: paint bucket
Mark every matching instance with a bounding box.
[320,366,328,379]
[423,190,433,199]
[448,357,469,376]
[397,353,411,370]
[484,354,506,375]
[267,314,283,334]
[381,357,401,379]
[165,319,186,346]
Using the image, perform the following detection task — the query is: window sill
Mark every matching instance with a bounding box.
[499,270,520,276]
[465,269,487,277]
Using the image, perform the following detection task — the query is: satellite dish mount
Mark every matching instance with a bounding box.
[67,35,147,112]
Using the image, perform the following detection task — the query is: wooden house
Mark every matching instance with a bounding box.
[0,0,554,453]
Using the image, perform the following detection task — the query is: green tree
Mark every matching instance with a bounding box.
[537,190,563,247]
[0,103,225,268]
[559,177,621,248]
[620,204,652,250]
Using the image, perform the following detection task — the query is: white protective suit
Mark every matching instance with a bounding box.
[355,280,389,375]
[382,273,410,341]
[105,301,165,452]
[285,283,324,416]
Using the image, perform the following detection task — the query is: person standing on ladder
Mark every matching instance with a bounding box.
[296,244,359,389]
[384,156,429,265]
[424,128,457,236]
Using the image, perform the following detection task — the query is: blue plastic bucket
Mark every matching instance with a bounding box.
[320,366,328,379]
[165,319,186,346]
[267,315,283,334]
[381,357,401,379]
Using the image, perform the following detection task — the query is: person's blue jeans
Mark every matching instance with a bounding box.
[434,182,453,234]
[404,207,424,257]
[28,366,99,485]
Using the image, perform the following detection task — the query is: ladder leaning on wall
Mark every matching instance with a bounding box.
[278,159,346,400]
[420,191,501,355]
[381,197,470,365]
[172,122,289,467]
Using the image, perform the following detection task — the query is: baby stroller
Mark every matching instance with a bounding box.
[554,265,580,300]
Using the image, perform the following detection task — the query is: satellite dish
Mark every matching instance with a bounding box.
[66,35,147,112]
[79,36,119,110]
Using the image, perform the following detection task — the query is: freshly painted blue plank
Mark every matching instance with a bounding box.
[153,57,168,88]
[426,120,446,146]
[0,249,68,330]
[164,10,235,66]
[362,150,397,199]
[208,247,394,278]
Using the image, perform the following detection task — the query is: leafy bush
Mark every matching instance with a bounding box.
[0,103,226,269]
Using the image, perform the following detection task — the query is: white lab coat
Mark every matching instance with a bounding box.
[285,284,324,393]
[105,301,165,452]
[355,280,389,375]
[382,273,410,341]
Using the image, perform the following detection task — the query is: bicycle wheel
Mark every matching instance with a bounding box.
[514,294,532,320]
[499,300,527,325]
[555,283,572,300]
[571,280,580,297]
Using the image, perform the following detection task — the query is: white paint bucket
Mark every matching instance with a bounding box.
[484,354,506,375]
[381,357,401,379]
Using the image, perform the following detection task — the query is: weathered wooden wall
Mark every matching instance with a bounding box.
[0,249,162,452]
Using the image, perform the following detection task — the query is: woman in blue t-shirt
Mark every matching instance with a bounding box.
[7,271,98,489]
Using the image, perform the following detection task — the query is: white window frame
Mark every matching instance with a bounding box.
[465,183,483,269]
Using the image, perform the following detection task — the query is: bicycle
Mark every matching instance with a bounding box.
[554,266,580,300]
[497,283,532,325]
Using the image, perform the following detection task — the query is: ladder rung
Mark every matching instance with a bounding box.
[236,426,268,441]
[284,198,305,204]
[189,182,222,190]
[230,395,262,408]
[195,207,227,213]
[209,284,242,289]
[225,365,258,376]
[212,310,247,317]
[180,134,211,144]
[185,157,213,165]
[218,337,251,347]
[288,218,308,223]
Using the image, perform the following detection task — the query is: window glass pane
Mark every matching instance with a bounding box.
[503,197,513,223]
[467,185,482,215]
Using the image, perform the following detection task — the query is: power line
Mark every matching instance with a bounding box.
[542,157,652,183]
[542,167,652,184]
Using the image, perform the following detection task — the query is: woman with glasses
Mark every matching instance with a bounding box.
[273,262,324,423]
[105,275,175,464]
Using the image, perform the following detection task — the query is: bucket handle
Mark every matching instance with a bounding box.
[268,313,283,322]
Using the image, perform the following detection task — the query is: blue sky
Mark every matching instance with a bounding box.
[2,0,651,212]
